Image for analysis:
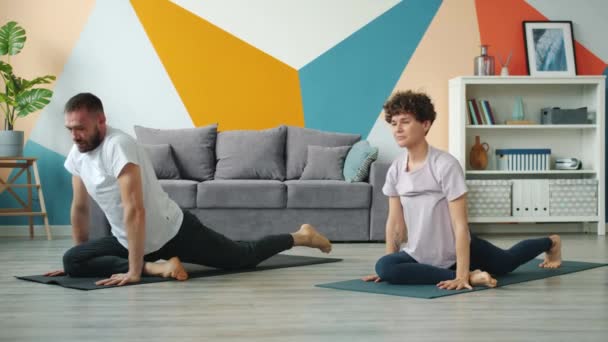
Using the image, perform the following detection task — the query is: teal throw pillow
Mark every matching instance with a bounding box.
[343,140,378,182]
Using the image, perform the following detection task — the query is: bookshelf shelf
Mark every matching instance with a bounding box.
[469,216,599,223]
[449,76,605,235]
[466,170,596,175]
[466,124,596,129]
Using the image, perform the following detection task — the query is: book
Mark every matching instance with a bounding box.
[480,100,494,125]
[486,100,497,124]
[467,100,478,125]
[471,100,484,125]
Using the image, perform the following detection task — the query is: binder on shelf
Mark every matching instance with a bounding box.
[522,180,531,216]
[512,180,523,217]
[539,179,550,217]
[531,180,541,217]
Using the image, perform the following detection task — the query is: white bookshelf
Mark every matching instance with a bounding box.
[449,76,605,235]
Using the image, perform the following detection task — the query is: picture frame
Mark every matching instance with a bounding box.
[523,21,577,76]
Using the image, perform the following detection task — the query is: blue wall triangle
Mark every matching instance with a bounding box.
[298,0,442,137]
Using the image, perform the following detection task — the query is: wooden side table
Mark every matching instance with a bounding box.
[0,157,51,240]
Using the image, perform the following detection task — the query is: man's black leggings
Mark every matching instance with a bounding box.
[62,211,295,277]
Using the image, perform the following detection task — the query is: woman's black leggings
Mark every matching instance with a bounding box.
[62,211,294,277]
[375,235,552,284]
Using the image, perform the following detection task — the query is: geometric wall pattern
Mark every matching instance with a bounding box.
[3,0,608,225]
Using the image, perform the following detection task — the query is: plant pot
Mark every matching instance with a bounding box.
[0,130,24,157]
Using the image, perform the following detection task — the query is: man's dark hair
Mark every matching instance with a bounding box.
[383,90,436,125]
[64,93,104,115]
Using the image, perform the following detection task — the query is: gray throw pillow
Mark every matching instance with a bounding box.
[286,126,360,179]
[134,124,217,181]
[215,126,287,180]
[300,145,351,180]
[140,144,180,180]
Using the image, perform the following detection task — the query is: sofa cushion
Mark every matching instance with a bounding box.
[134,124,217,181]
[159,179,199,208]
[197,180,286,208]
[285,180,371,208]
[286,126,360,180]
[343,140,379,183]
[141,143,181,179]
[215,126,286,180]
[300,145,351,180]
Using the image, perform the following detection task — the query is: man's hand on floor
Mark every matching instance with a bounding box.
[44,270,66,277]
[96,271,141,286]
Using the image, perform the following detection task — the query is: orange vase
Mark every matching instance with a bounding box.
[469,135,489,170]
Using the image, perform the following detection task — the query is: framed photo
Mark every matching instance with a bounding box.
[523,21,577,76]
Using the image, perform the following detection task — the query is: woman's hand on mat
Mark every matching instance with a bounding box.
[362,274,382,283]
[95,271,142,286]
[436,277,472,290]
[44,269,66,277]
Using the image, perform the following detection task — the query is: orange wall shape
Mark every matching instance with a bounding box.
[475,0,606,76]
[131,0,304,132]
[574,41,607,75]
[475,0,545,76]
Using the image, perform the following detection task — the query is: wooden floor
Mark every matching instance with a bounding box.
[0,234,607,342]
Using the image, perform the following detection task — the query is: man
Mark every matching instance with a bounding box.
[46,93,332,286]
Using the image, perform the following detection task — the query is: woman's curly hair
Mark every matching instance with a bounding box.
[383,90,436,125]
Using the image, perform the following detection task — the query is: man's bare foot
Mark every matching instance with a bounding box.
[144,257,189,281]
[292,224,332,253]
[469,269,497,288]
[539,234,562,269]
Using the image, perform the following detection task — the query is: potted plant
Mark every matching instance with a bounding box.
[0,21,55,157]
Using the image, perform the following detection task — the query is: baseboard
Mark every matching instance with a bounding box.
[0,225,72,238]
[0,223,604,238]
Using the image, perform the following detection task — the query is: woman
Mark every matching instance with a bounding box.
[363,90,561,290]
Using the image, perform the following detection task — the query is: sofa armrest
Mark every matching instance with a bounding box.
[369,161,391,240]
[88,195,111,239]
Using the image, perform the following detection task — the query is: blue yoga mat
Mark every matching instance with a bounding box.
[316,259,607,299]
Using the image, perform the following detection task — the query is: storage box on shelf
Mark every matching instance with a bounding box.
[466,180,512,217]
[449,76,605,235]
[549,179,598,217]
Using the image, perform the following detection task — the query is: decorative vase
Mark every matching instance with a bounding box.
[0,130,24,157]
[512,96,525,121]
[474,45,495,76]
[469,135,489,170]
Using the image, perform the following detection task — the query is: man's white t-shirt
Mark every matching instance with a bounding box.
[64,126,183,254]
[382,146,468,268]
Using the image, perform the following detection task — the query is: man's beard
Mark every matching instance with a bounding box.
[76,127,103,152]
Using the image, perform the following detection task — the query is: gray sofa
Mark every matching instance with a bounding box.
[87,124,392,242]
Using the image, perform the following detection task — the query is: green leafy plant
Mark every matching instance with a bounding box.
[0,21,55,130]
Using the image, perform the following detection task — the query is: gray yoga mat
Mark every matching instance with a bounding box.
[17,254,342,291]
[316,259,607,299]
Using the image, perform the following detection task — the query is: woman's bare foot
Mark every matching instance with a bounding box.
[469,269,497,288]
[292,224,332,253]
[144,257,189,281]
[539,234,562,269]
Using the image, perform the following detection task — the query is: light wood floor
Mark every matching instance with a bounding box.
[0,234,607,342]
